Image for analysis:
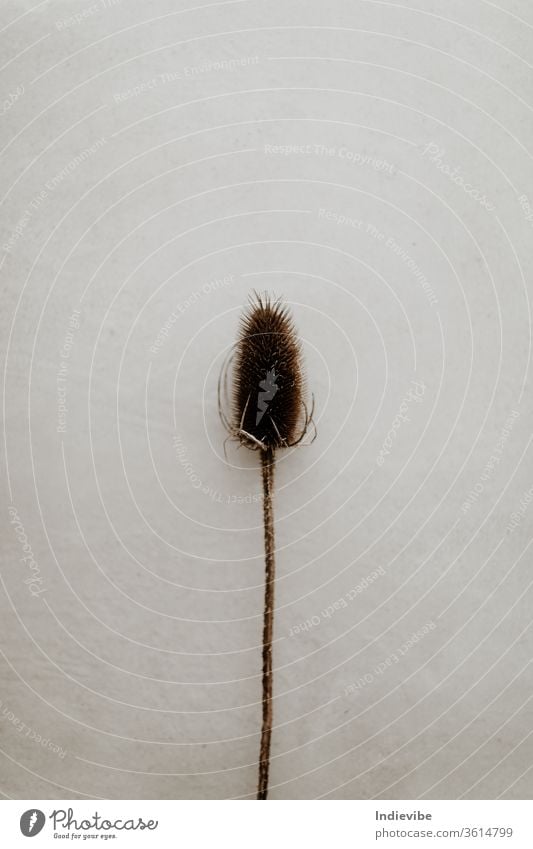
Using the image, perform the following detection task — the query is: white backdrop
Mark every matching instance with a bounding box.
[1,0,533,799]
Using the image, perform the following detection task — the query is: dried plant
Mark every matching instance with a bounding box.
[219,293,315,799]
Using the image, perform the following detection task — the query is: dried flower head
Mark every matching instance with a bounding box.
[219,293,314,451]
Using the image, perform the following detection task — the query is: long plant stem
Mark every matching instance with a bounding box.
[257,446,275,800]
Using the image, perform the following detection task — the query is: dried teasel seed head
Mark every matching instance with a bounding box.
[231,293,307,451]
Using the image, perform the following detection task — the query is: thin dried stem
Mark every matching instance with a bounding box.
[257,445,275,800]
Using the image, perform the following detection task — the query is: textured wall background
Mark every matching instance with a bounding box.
[1,0,533,800]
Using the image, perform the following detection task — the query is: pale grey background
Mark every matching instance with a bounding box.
[1,0,533,799]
